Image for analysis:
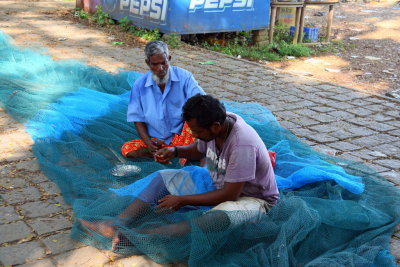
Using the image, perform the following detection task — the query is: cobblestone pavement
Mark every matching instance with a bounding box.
[0,1,399,266]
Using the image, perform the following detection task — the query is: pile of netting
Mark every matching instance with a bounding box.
[1,30,400,266]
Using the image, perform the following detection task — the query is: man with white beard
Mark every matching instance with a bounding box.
[121,41,205,163]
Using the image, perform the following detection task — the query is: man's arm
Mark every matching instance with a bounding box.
[157,182,245,210]
[185,73,206,97]
[154,142,204,163]
[134,122,160,155]
[127,75,163,154]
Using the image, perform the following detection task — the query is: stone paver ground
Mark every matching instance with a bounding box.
[0,1,399,266]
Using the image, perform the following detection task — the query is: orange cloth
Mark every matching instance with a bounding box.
[121,122,195,165]
[268,150,276,170]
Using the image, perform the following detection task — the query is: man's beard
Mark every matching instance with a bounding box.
[152,69,170,85]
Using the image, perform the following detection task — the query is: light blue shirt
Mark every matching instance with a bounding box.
[127,66,205,144]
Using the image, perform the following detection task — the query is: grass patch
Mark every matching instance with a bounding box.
[202,39,312,61]
[164,33,180,49]
[92,6,115,26]
[314,39,356,54]
[201,25,313,61]
[75,8,165,42]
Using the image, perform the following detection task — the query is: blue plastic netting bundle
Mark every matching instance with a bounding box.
[1,30,400,266]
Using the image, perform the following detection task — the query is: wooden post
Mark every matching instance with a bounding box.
[298,5,306,43]
[269,6,277,43]
[76,0,84,9]
[326,4,334,42]
[292,7,302,44]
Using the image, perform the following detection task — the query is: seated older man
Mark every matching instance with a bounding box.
[121,40,205,165]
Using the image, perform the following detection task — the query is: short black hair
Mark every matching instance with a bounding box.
[182,94,226,128]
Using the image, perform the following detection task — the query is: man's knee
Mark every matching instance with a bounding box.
[121,140,151,158]
[210,197,272,226]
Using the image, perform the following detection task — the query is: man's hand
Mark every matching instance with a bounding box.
[154,147,175,164]
[145,138,163,155]
[157,195,185,211]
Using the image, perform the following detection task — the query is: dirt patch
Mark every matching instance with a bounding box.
[266,0,400,96]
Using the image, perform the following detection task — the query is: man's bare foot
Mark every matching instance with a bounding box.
[126,147,153,158]
[78,218,116,237]
[78,218,120,250]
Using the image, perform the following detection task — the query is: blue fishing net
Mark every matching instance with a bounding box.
[1,30,399,266]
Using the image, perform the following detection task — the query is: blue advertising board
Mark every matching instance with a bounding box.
[101,0,270,34]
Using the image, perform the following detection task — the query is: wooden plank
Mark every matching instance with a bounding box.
[304,1,338,4]
[271,2,304,7]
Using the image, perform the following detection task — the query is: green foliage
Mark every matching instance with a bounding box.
[124,26,162,41]
[346,42,356,50]
[128,26,144,35]
[273,23,293,44]
[73,8,328,61]
[238,31,252,39]
[316,42,333,52]
[332,39,343,47]
[237,31,253,43]
[315,39,354,54]
[118,17,131,31]
[74,7,164,43]
[76,8,89,19]
[92,5,115,26]
[164,33,180,49]
[142,28,161,41]
[276,43,312,57]
[200,34,312,61]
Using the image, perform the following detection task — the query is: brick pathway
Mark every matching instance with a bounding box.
[0,1,399,266]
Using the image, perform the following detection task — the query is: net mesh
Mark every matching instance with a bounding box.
[1,30,399,266]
